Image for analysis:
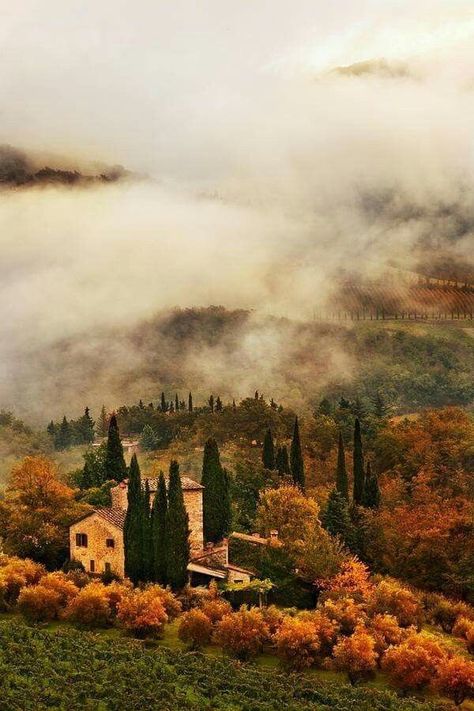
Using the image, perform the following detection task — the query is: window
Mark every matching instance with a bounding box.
[106,538,115,548]
[90,560,95,573]
[75,533,88,547]
[104,562,111,574]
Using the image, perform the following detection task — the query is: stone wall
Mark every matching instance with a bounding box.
[184,489,204,552]
[70,516,125,577]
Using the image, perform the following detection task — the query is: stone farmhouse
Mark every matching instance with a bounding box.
[69,475,252,585]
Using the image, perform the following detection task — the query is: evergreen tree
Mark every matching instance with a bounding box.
[323,488,355,548]
[188,392,193,412]
[80,459,95,489]
[232,399,236,412]
[362,461,381,509]
[166,460,190,590]
[169,401,175,413]
[140,424,159,451]
[124,454,144,584]
[75,407,95,444]
[372,391,389,419]
[255,391,259,400]
[152,471,168,584]
[318,397,333,416]
[290,416,305,489]
[276,445,290,476]
[262,428,275,470]
[336,431,349,500]
[352,418,365,505]
[142,479,153,581]
[104,414,127,481]
[175,393,179,412]
[138,399,144,409]
[209,395,214,413]
[201,438,231,543]
[46,420,56,437]
[55,416,72,450]
[215,395,223,412]
[160,392,168,413]
[96,405,108,438]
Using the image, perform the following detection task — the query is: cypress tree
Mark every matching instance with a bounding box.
[290,416,305,489]
[215,395,223,412]
[336,431,349,500]
[142,479,153,581]
[232,399,236,412]
[362,461,381,509]
[166,460,190,590]
[160,392,167,413]
[323,488,355,548]
[209,395,214,413]
[276,445,290,476]
[124,454,144,584]
[152,471,168,584]
[262,428,275,470]
[175,393,179,412]
[201,438,231,543]
[352,418,365,505]
[188,392,193,412]
[47,420,56,437]
[104,414,127,481]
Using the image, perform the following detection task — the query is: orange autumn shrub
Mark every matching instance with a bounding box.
[65,582,112,628]
[213,606,270,660]
[322,560,374,603]
[332,626,378,685]
[427,596,473,633]
[200,598,232,624]
[433,656,474,707]
[103,581,132,616]
[17,584,62,622]
[369,613,408,657]
[274,617,321,670]
[142,585,181,621]
[322,597,366,636]
[39,572,79,606]
[382,633,446,691]
[299,610,340,656]
[260,605,285,635]
[453,617,474,654]
[117,588,168,638]
[178,609,213,649]
[0,556,45,608]
[369,579,422,628]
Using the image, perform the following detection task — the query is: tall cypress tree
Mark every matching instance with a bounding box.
[322,488,355,548]
[151,471,168,584]
[188,392,193,412]
[175,393,179,412]
[124,454,144,584]
[160,392,167,413]
[142,479,153,581]
[352,418,365,505]
[290,416,305,489]
[201,438,231,543]
[262,428,275,470]
[215,396,223,412]
[336,431,349,500]
[362,461,381,509]
[166,460,190,590]
[276,445,290,476]
[209,395,214,413]
[104,414,127,481]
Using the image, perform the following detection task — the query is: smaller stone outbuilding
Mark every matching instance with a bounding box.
[69,508,125,576]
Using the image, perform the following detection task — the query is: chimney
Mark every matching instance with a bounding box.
[269,529,279,541]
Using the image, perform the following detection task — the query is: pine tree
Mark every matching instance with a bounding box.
[55,416,72,450]
[201,438,231,543]
[96,405,108,438]
[372,392,388,419]
[209,395,214,413]
[188,392,193,412]
[336,431,349,500]
[140,424,159,451]
[47,420,56,437]
[139,399,144,409]
[124,454,144,584]
[152,471,168,584]
[142,479,153,581]
[169,401,175,413]
[160,392,168,413]
[80,460,95,489]
[318,398,333,416]
[166,460,190,590]
[290,416,305,489]
[76,407,95,444]
[175,393,179,412]
[262,429,275,470]
[323,488,355,548]
[352,418,365,505]
[362,461,381,509]
[215,396,223,412]
[104,414,127,481]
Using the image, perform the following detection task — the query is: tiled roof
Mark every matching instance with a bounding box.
[94,507,126,530]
